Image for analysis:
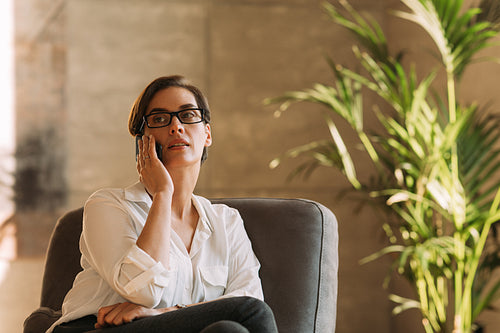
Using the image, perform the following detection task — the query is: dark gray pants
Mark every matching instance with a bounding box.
[53,296,278,333]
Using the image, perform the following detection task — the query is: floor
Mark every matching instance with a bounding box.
[0,258,44,333]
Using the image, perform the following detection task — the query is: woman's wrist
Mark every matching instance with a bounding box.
[152,190,173,202]
[158,305,184,314]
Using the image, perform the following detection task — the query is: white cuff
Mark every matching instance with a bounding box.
[120,245,171,294]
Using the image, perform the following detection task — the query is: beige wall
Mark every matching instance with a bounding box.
[11,0,500,332]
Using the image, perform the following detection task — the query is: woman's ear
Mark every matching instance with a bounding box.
[204,124,212,147]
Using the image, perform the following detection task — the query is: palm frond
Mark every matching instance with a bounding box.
[458,111,500,224]
[395,0,498,78]
[323,0,392,65]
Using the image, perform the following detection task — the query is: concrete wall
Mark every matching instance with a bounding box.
[11,0,500,332]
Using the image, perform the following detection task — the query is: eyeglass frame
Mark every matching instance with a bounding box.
[142,108,206,129]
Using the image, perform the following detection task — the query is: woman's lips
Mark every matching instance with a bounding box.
[167,140,189,148]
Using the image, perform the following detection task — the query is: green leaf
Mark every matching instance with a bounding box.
[325,116,361,189]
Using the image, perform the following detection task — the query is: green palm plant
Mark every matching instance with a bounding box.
[266,1,500,332]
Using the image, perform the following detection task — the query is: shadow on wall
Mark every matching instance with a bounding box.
[11,126,67,257]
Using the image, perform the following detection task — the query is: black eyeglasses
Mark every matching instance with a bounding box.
[144,108,205,128]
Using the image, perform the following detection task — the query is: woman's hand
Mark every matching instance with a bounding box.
[95,302,177,328]
[136,135,173,196]
[136,135,174,267]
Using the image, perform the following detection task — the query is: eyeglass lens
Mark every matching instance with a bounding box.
[146,109,203,128]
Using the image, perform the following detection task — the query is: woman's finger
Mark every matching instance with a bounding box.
[96,302,153,328]
[96,303,121,328]
[105,302,131,326]
[142,135,152,162]
[148,135,157,159]
[137,136,145,166]
[119,303,143,324]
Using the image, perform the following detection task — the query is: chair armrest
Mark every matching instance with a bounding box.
[23,307,61,333]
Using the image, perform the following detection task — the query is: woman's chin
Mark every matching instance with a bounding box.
[164,156,202,169]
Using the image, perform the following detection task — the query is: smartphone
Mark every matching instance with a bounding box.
[135,135,163,162]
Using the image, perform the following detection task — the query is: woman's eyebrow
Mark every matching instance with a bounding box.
[149,104,198,114]
[179,103,197,109]
[149,108,169,114]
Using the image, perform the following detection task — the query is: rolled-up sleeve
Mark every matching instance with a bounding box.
[81,192,174,307]
[114,245,173,307]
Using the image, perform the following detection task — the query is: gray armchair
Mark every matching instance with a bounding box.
[24,198,338,333]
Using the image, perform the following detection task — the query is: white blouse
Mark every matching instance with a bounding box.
[47,182,263,333]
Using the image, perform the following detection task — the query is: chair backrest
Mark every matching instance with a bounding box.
[40,207,84,310]
[34,198,338,333]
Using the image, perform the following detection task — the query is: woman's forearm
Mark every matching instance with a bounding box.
[136,191,173,268]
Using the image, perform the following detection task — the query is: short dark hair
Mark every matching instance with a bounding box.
[128,75,211,163]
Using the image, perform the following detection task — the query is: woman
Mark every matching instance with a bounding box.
[48,75,277,333]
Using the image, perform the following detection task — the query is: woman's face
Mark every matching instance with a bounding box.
[144,87,212,167]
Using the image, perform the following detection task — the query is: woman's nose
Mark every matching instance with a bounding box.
[169,116,185,134]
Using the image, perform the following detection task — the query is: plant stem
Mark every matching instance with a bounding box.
[445,55,468,331]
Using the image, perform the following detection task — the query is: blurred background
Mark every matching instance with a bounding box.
[1,0,500,332]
